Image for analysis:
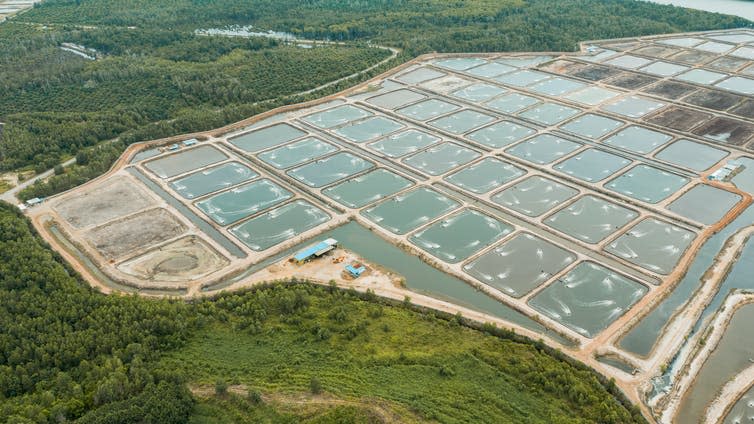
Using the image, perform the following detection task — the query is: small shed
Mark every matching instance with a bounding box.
[293,238,338,264]
[345,263,366,278]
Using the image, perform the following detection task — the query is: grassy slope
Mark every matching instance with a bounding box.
[0,202,644,423]
[161,286,645,423]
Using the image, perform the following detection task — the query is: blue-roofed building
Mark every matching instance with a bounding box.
[183,138,198,146]
[345,263,366,278]
[293,238,338,264]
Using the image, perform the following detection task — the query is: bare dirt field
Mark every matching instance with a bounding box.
[54,176,156,228]
[117,235,229,282]
[85,208,186,260]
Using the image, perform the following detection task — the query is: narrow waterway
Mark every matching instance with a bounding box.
[676,303,754,423]
[620,206,754,356]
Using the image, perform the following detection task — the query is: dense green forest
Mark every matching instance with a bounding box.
[1,0,749,200]
[0,202,646,423]
[0,23,391,182]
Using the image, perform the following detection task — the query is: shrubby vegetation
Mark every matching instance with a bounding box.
[1,0,747,199]
[0,24,390,173]
[0,202,645,423]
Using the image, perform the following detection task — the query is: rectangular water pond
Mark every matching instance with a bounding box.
[466,62,516,78]
[322,169,413,209]
[230,200,331,251]
[434,57,488,71]
[485,93,539,114]
[228,123,306,153]
[301,105,373,129]
[366,89,427,109]
[494,69,551,87]
[654,139,728,172]
[170,162,258,199]
[601,95,666,119]
[144,145,227,179]
[518,102,581,126]
[553,148,631,183]
[544,195,638,244]
[668,184,741,225]
[403,142,480,176]
[361,187,460,234]
[195,179,293,225]
[528,262,647,338]
[463,232,577,298]
[410,209,513,263]
[450,83,507,102]
[465,121,536,149]
[732,157,754,194]
[559,113,624,140]
[396,67,446,84]
[605,165,689,204]
[287,152,374,188]
[428,110,496,134]
[529,77,587,96]
[334,116,405,143]
[258,137,338,169]
[505,134,582,165]
[492,176,579,217]
[396,99,461,122]
[367,129,440,158]
[444,158,526,194]
[605,218,695,275]
[601,125,673,154]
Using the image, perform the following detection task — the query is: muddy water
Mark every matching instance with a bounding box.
[620,206,754,356]
[723,384,754,424]
[676,302,754,424]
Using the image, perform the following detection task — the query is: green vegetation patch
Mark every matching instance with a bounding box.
[0,202,644,423]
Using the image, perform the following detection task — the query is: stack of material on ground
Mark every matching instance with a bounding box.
[292,238,338,264]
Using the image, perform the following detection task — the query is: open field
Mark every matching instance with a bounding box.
[25,28,754,423]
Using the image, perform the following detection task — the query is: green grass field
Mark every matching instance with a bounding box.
[159,286,645,423]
